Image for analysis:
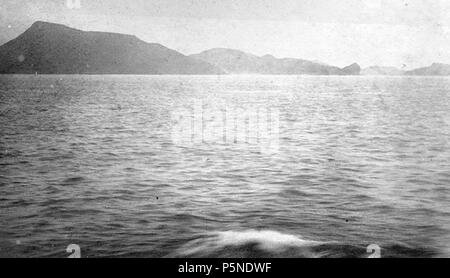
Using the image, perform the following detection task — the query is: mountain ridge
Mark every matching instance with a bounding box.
[0,21,223,75]
[1,21,449,76]
[405,63,450,76]
[189,48,361,75]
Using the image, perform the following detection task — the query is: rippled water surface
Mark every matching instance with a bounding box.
[0,75,449,258]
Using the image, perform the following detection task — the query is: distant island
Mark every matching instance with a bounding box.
[190,48,360,75]
[1,21,449,76]
[360,64,450,76]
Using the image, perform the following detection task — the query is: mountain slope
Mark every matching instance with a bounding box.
[190,48,361,75]
[0,21,223,74]
[405,63,450,76]
[340,63,361,75]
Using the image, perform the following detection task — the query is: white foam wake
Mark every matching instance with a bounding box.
[174,230,322,257]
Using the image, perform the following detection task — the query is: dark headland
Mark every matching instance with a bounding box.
[0,21,223,75]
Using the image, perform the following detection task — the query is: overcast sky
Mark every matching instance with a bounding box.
[1,0,449,68]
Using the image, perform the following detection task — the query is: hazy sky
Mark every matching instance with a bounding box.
[1,0,450,68]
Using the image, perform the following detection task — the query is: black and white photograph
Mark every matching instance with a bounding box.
[0,0,449,261]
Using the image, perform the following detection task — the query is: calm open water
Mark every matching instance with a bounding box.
[0,75,449,258]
